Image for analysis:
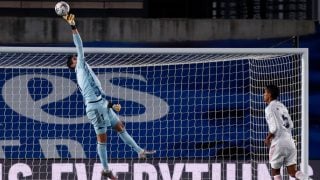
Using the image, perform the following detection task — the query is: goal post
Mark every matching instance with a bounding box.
[301,49,309,176]
[0,47,308,179]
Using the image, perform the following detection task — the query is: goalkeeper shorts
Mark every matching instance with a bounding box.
[86,99,120,135]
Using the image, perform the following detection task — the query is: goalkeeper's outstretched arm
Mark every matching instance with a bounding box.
[63,14,85,67]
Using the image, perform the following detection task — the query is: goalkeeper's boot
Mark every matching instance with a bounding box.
[138,150,156,159]
[101,170,118,180]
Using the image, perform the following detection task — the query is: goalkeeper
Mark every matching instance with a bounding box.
[62,14,155,179]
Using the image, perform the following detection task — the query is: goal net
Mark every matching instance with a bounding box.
[0,47,308,180]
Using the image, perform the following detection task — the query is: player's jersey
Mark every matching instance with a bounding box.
[265,100,294,146]
[73,33,105,105]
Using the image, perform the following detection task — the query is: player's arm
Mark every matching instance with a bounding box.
[63,14,85,66]
[264,110,277,147]
[264,132,274,147]
[266,109,277,134]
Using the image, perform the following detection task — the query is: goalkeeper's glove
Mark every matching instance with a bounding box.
[108,102,121,112]
[63,14,76,27]
[113,104,121,112]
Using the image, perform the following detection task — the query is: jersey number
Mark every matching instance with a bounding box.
[282,114,290,129]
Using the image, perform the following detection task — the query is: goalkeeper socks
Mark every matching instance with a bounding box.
[119,130,143,153]
[273,175,281,180]
[97,142,109,170]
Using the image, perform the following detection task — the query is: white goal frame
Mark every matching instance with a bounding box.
[0,47,309,177]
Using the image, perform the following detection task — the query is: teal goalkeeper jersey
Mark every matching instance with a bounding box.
[73,33,104,105]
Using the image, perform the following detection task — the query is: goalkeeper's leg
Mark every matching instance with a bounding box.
[87,109,117,179]
[115,122,156,158]
[96,132,117,179]
[115,121,143,153]
[108,108,156,158]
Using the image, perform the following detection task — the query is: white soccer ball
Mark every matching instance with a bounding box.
[55,1,70,16]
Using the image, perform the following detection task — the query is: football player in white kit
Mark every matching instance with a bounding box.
[263,85,306,180]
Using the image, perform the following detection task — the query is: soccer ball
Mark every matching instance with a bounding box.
[55,1,70,16]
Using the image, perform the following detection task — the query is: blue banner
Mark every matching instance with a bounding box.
[0,60,254,159]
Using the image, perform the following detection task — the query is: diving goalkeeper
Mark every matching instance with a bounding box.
[62,14,155,179]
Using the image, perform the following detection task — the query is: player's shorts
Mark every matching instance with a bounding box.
[86,99,120,135]
[269,139,297,169]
